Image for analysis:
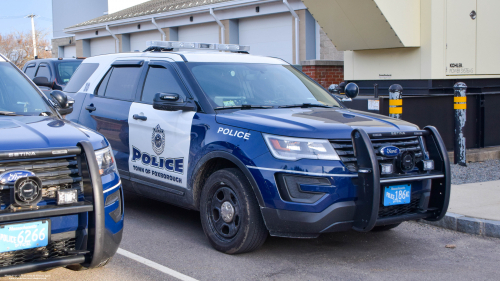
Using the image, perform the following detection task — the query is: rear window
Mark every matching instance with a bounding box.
[64,63,99,93]
[55,61,82,84]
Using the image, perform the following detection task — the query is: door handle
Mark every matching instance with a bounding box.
[133,114,147,121]
[85,105,96,112]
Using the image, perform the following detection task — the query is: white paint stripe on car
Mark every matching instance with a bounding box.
[117,248,199,281]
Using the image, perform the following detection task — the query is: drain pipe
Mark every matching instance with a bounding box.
[283,0,299,64]
[152,18,166,41]
[106,25,119,53]
[210,8,225,44]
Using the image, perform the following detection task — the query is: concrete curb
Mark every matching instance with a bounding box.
[418,213,500,239]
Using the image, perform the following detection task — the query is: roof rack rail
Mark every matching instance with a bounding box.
[145,41,250,53]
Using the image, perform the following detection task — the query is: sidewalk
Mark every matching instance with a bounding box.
[419,180,500,239]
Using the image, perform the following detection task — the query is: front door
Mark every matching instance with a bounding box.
[78,61,145,175]
[127,60,196,195]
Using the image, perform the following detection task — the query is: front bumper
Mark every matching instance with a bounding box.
[258,126,451,237]
[0,141,123,276]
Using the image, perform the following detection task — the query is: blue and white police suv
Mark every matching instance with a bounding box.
[66,41,450,254]
[0,54,123,275]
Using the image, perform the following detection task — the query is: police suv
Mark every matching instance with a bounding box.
[66,41,450,254]
[0,54,123,275]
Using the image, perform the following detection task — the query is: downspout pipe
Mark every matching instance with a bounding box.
[283,0,299,65]
[152,18,166,41]
[210,8,225,44]
[106,25,120,53]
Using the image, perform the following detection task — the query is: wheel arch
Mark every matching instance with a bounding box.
[191,151,265,211]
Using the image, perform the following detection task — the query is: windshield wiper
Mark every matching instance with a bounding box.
[215,105,274,110]
[279,103,334,108]
[0,111,19,116]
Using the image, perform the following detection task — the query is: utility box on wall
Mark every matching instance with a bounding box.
[304,0,500,81]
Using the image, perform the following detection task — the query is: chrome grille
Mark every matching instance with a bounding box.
[330,136,425,173]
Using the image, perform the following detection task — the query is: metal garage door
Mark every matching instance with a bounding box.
[130,30,162,52]
[63,45,76,58]
[239,13,293,63]
[90,37,116,57]
[178,22,220,43]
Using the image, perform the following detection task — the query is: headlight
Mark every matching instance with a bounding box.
[263,134,340,161]
[94,146,118,176]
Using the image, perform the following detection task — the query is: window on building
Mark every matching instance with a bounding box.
[141,66,187,103]
[35,64,51,79]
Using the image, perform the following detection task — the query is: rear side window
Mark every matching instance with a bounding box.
[64,63,99,93]
[141,66,187,103]
[24,66,36,78]
[96,67,142,100]
[35,65,51,79]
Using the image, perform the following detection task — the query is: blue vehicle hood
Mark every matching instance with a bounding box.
[215,108,419,139]
[0,116,108,152]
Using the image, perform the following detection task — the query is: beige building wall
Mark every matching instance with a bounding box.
[320,29,343,61]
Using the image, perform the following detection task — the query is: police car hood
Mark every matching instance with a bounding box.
[215,108,418,139]
[0,116,108,151]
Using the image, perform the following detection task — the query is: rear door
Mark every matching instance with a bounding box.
[127,60,196,196]
[78,60,146,177]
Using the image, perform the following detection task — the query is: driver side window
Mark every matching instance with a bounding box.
[141,66,187,103]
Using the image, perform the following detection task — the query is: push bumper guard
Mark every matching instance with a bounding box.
[351,126,451,232]
[0,141,112,276]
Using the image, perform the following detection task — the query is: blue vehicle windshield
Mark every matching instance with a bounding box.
[187,63,341,108]
[0,62,55,116]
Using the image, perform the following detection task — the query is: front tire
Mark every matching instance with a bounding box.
[200,168,267,254]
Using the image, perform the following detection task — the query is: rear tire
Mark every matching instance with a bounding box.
[371,223,401,232]
[200,168,268,254]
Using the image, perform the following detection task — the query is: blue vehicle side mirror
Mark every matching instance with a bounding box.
[153,92,196,112]
[50,90,74,115]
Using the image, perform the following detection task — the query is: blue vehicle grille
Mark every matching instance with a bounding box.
[378,197,421,218]
[0,156,83,208]
[0,238,76,267]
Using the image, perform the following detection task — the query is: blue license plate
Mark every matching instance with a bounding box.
[383,185,411,206]
[0,221,49,253]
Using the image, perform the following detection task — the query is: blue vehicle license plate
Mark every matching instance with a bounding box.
[383,185,411,206]
[0,221,49,253]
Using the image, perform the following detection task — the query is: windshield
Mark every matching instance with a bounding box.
[188,63,341,108]
[0,62,54,116]
[55,61,82,85]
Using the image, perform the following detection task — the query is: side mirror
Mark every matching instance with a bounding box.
[153,93,196,112]
[344,83,359,99]
[33,77,54,88]
[50,90,74,115]
[328,84,339,94]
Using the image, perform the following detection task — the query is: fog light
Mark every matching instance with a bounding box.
[380,164,393,175]
[57,189,78,205]
[422,160,434,171]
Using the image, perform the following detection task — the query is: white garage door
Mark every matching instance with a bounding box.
[63,45,76,58]
[130,30,162,52]
[178,22,220,43]
[90,37,116,57]
[239,13,293,63]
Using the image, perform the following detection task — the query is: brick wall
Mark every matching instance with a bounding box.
[302,65,344,88]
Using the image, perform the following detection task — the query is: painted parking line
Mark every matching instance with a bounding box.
[117,248,199,281]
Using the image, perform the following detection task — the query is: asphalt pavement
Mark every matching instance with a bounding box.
[4,192,500,281]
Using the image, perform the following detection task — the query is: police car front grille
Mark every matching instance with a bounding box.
[378,197,421,218]
[0,238,76,267]
[0,156,83,201]
[330,137,424,173]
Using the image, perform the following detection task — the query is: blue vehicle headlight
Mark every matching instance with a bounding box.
[94,146,118,176]
[263,134,340,161]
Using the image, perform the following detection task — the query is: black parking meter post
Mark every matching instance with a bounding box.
[454,82,467,166]
[374,83,379,98]
[389,84,403,119]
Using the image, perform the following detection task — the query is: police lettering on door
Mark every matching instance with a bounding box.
[131,124,184,184]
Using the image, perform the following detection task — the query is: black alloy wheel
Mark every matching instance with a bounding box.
[200,168,268,254]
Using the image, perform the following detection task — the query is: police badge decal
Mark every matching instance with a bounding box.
[151,124,166,155]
